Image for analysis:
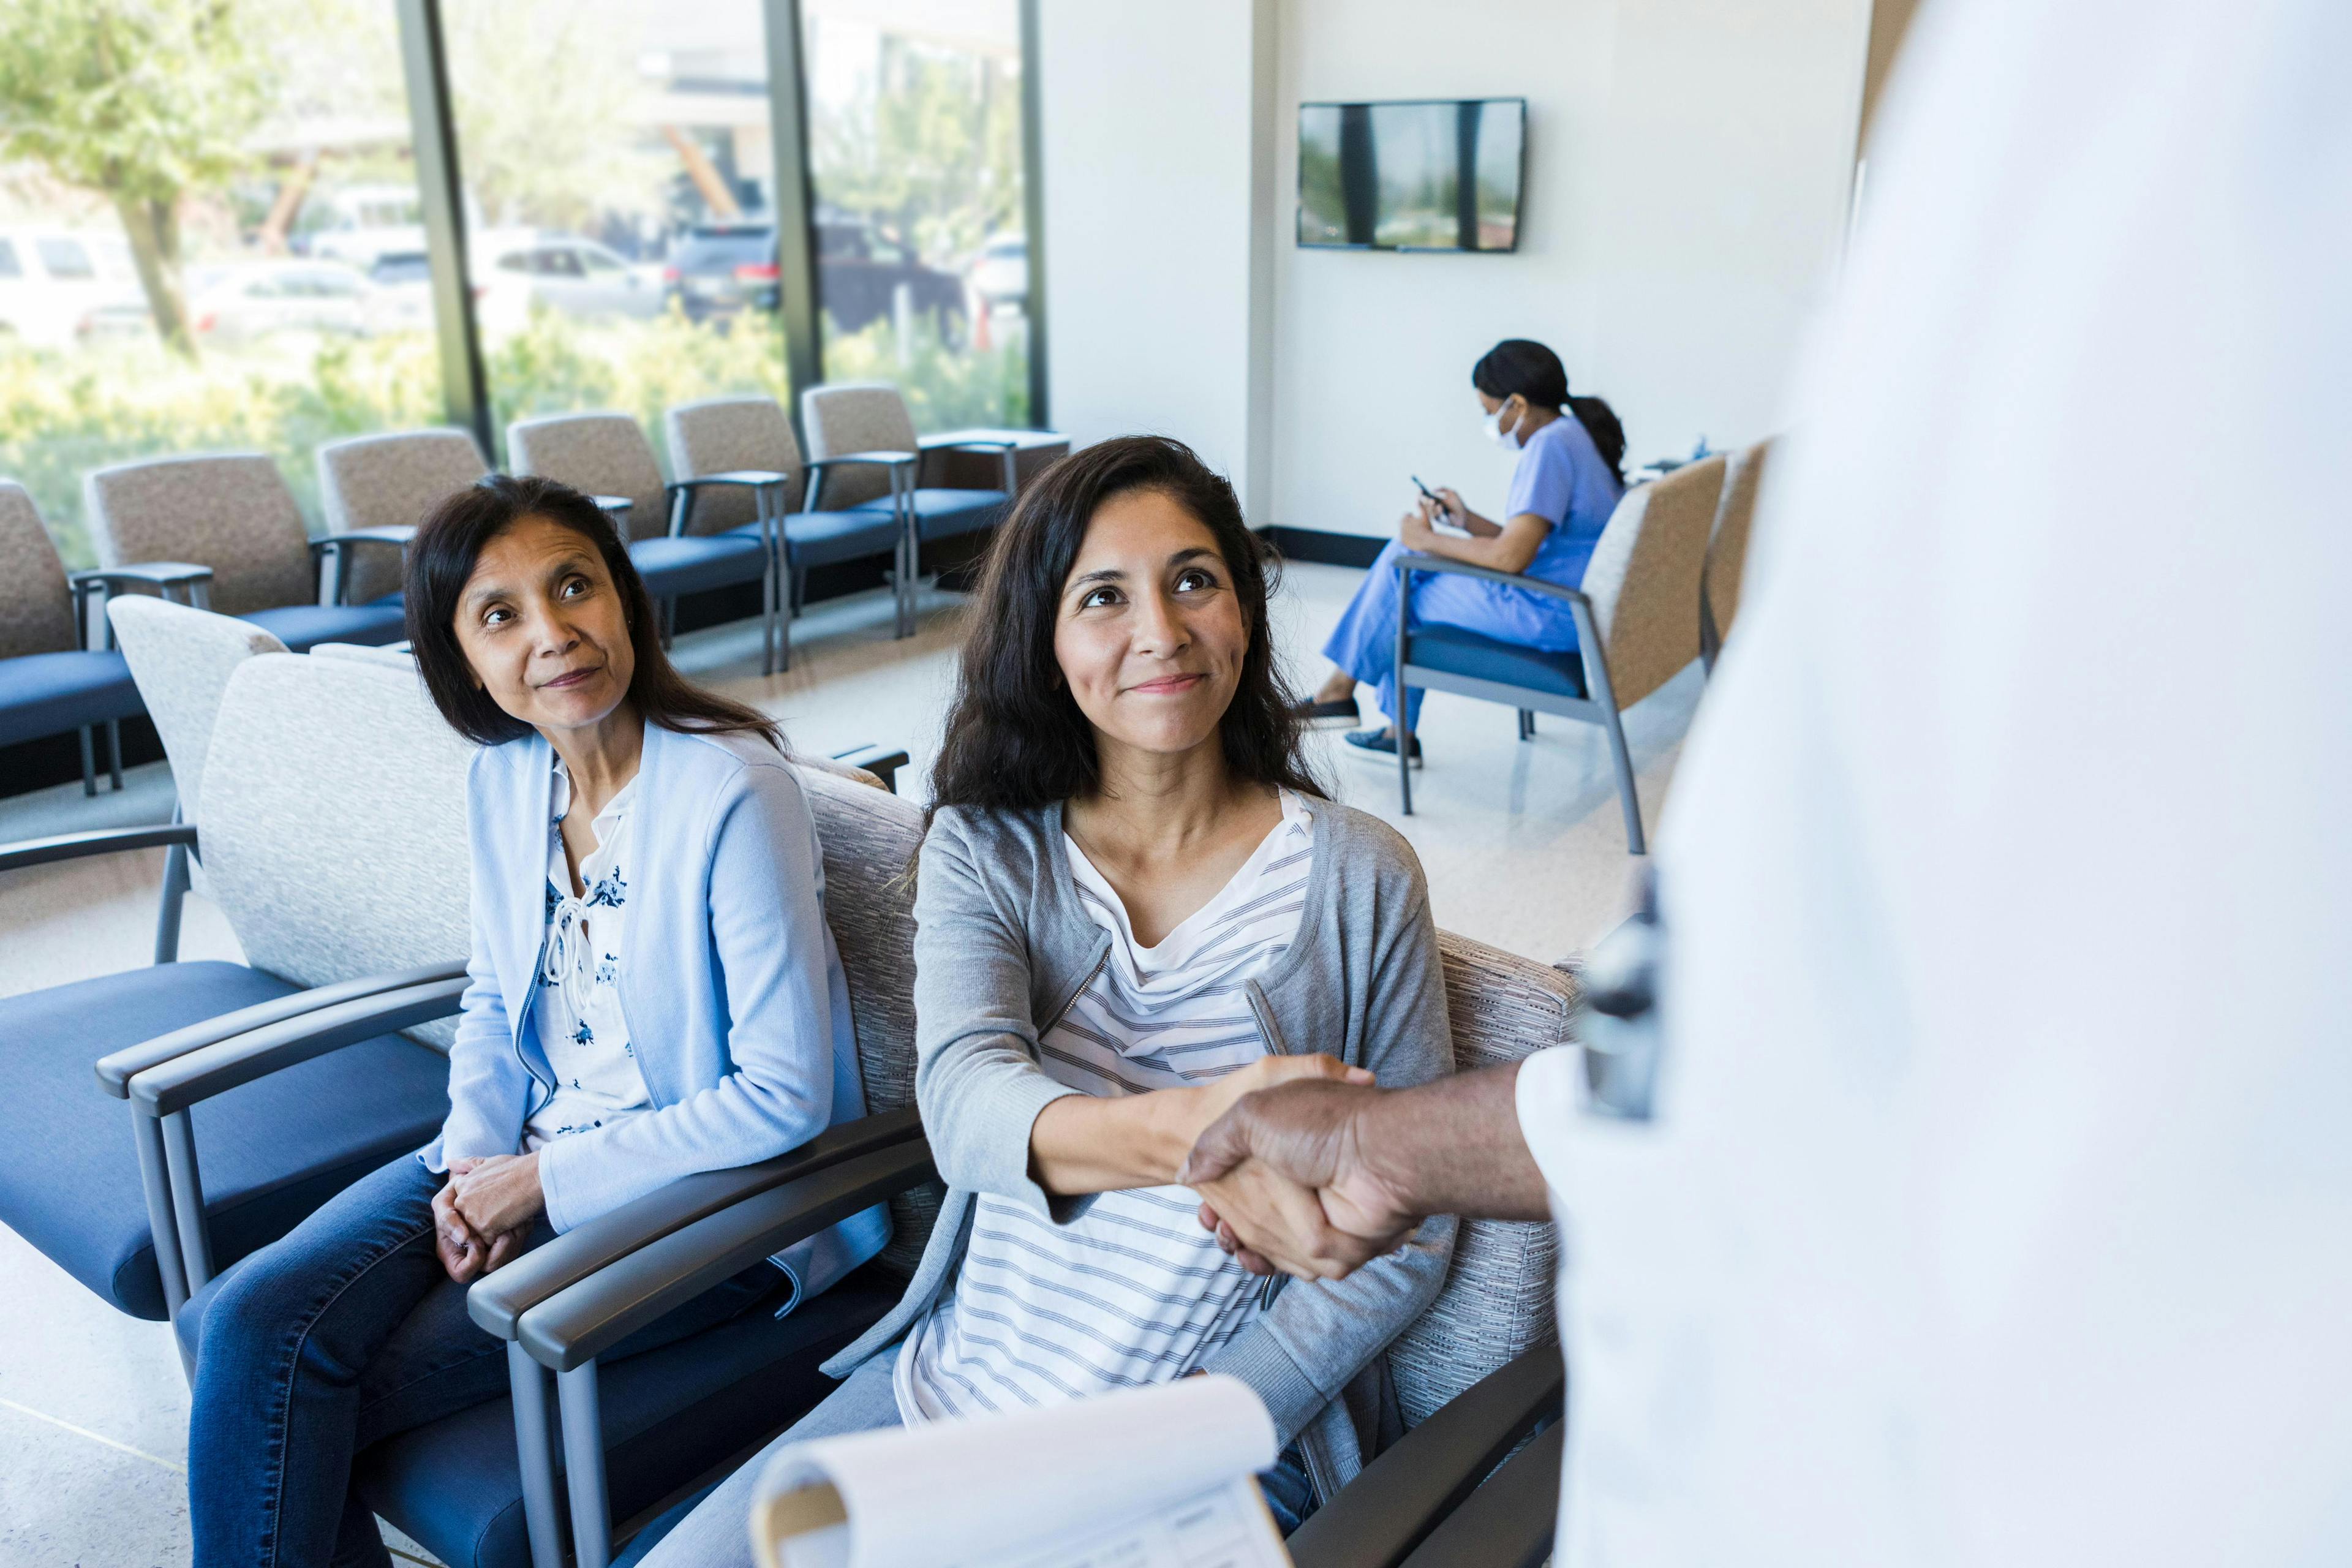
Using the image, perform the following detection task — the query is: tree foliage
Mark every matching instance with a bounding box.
[811,36,1021,266]
[0,0,271,357]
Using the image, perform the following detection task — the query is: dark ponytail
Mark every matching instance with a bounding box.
[1472,337,1627,486]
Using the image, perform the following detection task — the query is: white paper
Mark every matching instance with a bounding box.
[752,1376,1285,1568]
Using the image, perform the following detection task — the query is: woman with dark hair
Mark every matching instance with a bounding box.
[619,436,1458,1567]
[178,474,885,1568]
[1305,337,1627,758]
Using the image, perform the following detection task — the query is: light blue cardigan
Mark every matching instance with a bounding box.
[421,722,888,1304]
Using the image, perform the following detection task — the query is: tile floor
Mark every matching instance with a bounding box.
[0,560,1702,1566]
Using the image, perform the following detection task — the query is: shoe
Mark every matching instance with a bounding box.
[1296,695,1360,726]
[1342,727,1422,764]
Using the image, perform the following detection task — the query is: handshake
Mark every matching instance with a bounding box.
[1182,1074,1415,1280]
[1178,1056,1548,1279]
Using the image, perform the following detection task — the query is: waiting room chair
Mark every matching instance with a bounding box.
[1395,456,1728,854]
[1701,436,1773,672]
[0,649,470,1326]
[508,412,783,674]
[666,396,910,656]
[114,742,927,1568]
[801,383,1016,624]
[0,480,207,794]
[82,452,411,651]
[318,428,493,605]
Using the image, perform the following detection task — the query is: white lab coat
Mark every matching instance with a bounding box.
[1517,0,2352,1560]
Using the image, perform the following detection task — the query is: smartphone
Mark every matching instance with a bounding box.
[1410,475,1449,517]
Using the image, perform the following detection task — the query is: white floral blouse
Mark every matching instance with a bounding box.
[522,758,654,1150]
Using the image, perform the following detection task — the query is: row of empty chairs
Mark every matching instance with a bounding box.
[0,383,1038,793]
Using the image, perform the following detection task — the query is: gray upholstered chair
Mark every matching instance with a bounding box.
[317,428,492,605]
[1701,436,1773,672]
[0,480,209,793]
[801,382,1015,627]
[508,411,783,674]
[667,396,911,654]
[0,649,470,1329]
[82,452,409,651]
[1395,455,1728,854]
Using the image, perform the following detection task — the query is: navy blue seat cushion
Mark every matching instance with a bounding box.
[0,962,451,1320]
[1404,622,1589,699]
[0,648,144,745]
[775,510,902,571]
[244,601,411,652]
[858,488,1007,542]
[630,533,769,599]
[360,1271,897,1568]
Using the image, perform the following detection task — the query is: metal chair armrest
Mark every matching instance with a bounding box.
[1395,1421,1564,1568]
[0,822,198,876]
[1287,1342,1564,1568]
[92,959,468,1098]
[1395,552,1592,607]
[466,1107,924,1341]
[827,742,910,793]
[69,562,214,590]
[802,451,918,470]
[518,1136,937,1371]
[590,494,635,518]
[915,435,1021,452]
[669,470,792,490]
[309,526,417,552]
[127,974,469,1116]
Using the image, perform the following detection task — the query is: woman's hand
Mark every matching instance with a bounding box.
[432,1180,488,1284]
[448,1152,545,1241]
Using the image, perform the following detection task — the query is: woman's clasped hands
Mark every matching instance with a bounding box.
[429,1152,546,1283]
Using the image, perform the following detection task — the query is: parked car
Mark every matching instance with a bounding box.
[299,184,428,270]
[473,232,664,333]
[361,251,435,336]
[970,232,1028,309]
[662,219,967,338]
[184,260,373,347]
[0,227,144,350]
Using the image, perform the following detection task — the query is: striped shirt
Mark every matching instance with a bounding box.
[894,790,1316,1423]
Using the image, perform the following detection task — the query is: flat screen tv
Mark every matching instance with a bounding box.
[1297,97,1525,252]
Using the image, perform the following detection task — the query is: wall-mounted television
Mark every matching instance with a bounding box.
[1297,97,1525,252]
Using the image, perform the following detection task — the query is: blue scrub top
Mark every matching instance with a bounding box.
[1509,411,1623,590]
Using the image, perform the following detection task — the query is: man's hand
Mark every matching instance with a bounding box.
[1399,497,1439,551]
[448,1152,546,1241]
[1180,1079,1420,1280]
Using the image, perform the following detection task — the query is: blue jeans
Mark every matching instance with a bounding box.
[1322,538,1583,727]
[181,1152,782,1568]
[616,1346,1319,1568]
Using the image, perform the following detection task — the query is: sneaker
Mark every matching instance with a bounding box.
[1342,727,1423,764]
[1296,694,1361,727]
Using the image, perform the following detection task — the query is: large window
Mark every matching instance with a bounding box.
[441,0,793,469]
[801,0,1030,429]
[0,0,443,565]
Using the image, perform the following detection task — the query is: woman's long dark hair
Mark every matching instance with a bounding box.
[405,473,780,751]
[1472,337,1627,486]
[929,435,1324,816]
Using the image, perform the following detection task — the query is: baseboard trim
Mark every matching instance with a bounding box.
[1260,526,1384,569]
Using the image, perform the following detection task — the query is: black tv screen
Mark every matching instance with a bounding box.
[1297,98,1525,252]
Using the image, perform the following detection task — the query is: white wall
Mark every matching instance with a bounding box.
[1270,0,1871,538]
[1036,0,1872,538]
[1033,0,1278,515]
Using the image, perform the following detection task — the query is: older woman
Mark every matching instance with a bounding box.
[178,475,884,1568]
[621,435,1456,1567]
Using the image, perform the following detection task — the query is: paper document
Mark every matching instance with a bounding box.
[749,1375,1291,1568]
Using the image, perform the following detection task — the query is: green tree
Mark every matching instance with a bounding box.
[0,0,270,359]
[811,36,1020,266]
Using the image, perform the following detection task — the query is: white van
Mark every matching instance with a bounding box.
[0,228,144,349]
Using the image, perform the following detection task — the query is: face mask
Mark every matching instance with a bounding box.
[1483,402,1525,451]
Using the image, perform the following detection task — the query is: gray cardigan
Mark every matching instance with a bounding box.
[824,794,1459,1501]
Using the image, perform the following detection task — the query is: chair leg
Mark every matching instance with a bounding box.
[155,838,190,965]
[107,718,123,789]
[1600,705,1647,855]
[79,726,96,796]
[559,1362,613,1568]
[509,1344,568,1568]
[1397,689,1415,816]
[1518,708,1534,741]
[761,560,777,679]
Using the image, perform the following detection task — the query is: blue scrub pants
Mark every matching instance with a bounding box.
[1322,540,1583,728]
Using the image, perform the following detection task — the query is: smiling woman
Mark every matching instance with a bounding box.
[611,437,1459,1568]
[172,472,889,1568]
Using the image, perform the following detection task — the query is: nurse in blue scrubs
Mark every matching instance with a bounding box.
[1305,339,1626,759]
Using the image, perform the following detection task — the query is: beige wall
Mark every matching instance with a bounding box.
[1038,0,1873,538]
